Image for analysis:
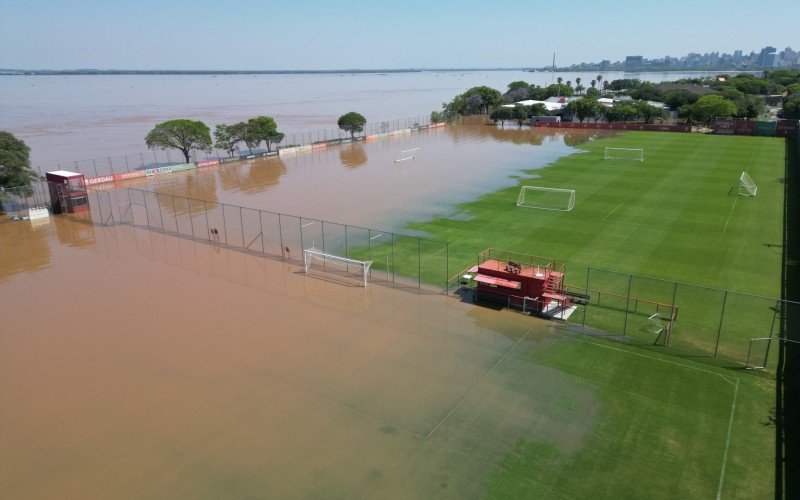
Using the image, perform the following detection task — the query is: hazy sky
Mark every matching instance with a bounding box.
[0,0,797,69]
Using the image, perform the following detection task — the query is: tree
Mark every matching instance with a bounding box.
[662,89,698,110]
[585,87,601,98]
[782,93,800,119]
[501,87,528,104]
[213,124,243,157]
[511,105,532,126]
[338,112,367,138]
[462,86,502,110]
[575,78,582,95]
[603,103,637,123]
[634,100,667,123]
[247,116,283,152]
[596,75,603,89]
[557,77,563,85]
[529,103,548,116]
[145,119,212,163]
[566,97,602,123]
[590,80,596,89]
[507,80,530,92]
[690,95,738,125]
[0,131,37,189]
[489,107,513,126]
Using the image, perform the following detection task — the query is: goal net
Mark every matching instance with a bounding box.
[516,186,575,211]
[394,148,420,163]
[738,171,757,196]
[604,147,644,161]
[303,247,373,287]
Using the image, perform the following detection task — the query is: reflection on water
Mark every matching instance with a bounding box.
[0,219,52,280]
[148,122,591,232]
[339,142,367,169]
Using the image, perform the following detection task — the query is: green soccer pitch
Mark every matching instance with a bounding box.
[411,131,785,298]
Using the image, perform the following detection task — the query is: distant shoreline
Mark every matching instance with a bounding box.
[0,68,532,76]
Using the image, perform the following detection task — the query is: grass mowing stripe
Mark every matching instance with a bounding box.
[717,377,740,500]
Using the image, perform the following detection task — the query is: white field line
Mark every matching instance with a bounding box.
[717,377,740,500]
[425,327,532,438]
[369,233,384,240]
[602,202,625,221]
[723,140,761,233]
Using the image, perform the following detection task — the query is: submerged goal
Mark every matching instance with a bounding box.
[604,147,644,161]
[738,171,757,196]
[516,186,575,211]
[303,247,373,287]
[394,148,421,163]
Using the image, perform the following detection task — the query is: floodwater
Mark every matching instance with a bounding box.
[148,118,607,231]
[0,70,743,168]
[0,216,596,498]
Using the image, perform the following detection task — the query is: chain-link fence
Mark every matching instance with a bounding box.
[31,115,433,179]
[0,181,51,215]
[114,188,450,291]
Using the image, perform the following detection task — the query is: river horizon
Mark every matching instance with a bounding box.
[0,69,758,169]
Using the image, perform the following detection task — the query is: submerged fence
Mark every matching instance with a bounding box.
[72,188,450,292]
[30,115,433,179]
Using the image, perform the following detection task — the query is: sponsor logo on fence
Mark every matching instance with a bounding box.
[733,119,755,136]
[279,147,298,156]
[754,121,777,137]
[265,151,279,156]
[312,142,328,150]
[170,163,197,172]
[418,124,429,130]
[365,134,378,141]
[196,159,220,168]
[714,119,736,134]
[113,170,146,181]
[776,119,799,138]
[85,175,115,185]
[340,138,351,144]
[297,145,312,152]
[144,166,173,176]
[389,128,411,136]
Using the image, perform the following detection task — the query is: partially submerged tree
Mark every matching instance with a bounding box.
[338,112,367,138]
[489,107,513,126]
[0,131,38,191]
[145,119,212,163]
[214,124,242,157]
[247,116,284,152]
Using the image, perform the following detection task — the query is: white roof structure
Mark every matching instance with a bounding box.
[46,170,82,177]
[502,99,567,112]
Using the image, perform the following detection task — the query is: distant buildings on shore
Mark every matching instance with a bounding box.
[557,46,797,72]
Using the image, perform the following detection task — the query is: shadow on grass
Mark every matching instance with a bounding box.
[778,137,800,499]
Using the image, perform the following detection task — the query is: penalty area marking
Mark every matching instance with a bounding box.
[602,202,625,221]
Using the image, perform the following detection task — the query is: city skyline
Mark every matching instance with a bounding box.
[0,0,798,70]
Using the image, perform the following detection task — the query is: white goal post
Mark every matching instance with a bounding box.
[394,148,420,163]
[738,171,757,196]
[604,147,644,161]
[303,247,373,287]
[516,186,575,211]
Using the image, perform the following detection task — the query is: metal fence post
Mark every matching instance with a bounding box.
[188,197,195,238]
[715,290,729,357]
[222,204,228,244]
[300,218,304,252]
[258,210,265,253]
[391,233,395,283]
[345,225,348,258]
[156,193,164,229]
[143,190,151,228]
[622,273,633,337]
[239,206,245,250]
[171,195,178,233]
[418,237,421,288]
[204,201,210,240]
[92,159,98,177]
[278,213,284,256]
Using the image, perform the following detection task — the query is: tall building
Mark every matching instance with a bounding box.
[755,46,777,67]
[733,50,742,64]
[625,55,643,68]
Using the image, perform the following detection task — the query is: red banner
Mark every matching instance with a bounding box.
[196,159,220,168]
[714,119,735,135]
[113,170,146,182]
[776,120,799,138]
[85,174,115,186]
[533,122,690,133]
[733,119,755,136]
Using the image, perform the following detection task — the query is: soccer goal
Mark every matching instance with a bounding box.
[394,148,420,163]
[303,247,373,287]
[516,186,575,211]
[604,147,644,161]
[738,171,757,196]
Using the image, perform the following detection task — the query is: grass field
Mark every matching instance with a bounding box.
[411,131,785,296]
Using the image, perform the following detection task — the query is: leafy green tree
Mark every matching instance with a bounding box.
[782,94,800,119]
[489,107,513,125]
[603,103,638,123]
[462,86,502,109]
[0,131,37,189]
[530,83,573,100]
[213,124,243,157]
[247,116,284,152]
[507,80,530,92]
[529,103,548,116]
[145,119,212,163]
[566,97,602,123]
[557,77,563,85]
[596,75,603,89]
[608,78,641,91]
[585,87,601,98]
[575,78,582,95]
[630,82,661,101]
[511,105,532,126]
[690,95,738,125]
[662,89,699,110]
[634,100,667,123]
[338,112,367,138]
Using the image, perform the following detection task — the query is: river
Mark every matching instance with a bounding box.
[0,70,754,168]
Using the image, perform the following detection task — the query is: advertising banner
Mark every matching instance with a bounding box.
[85,174,115,186]
[733,119,755,136]
[754,121,777,137]
[714,119,735,135]
[196,159,221,168]
[170,163,196,172]
[775,120,799,138]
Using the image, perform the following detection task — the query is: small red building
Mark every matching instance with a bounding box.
[470,249,568,316]
[46,170,89,214]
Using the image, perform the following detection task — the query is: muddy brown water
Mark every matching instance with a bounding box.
[0,215,599,498]
[147,120,609,232]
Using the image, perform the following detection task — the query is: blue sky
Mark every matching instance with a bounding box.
[0,0,797,69]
